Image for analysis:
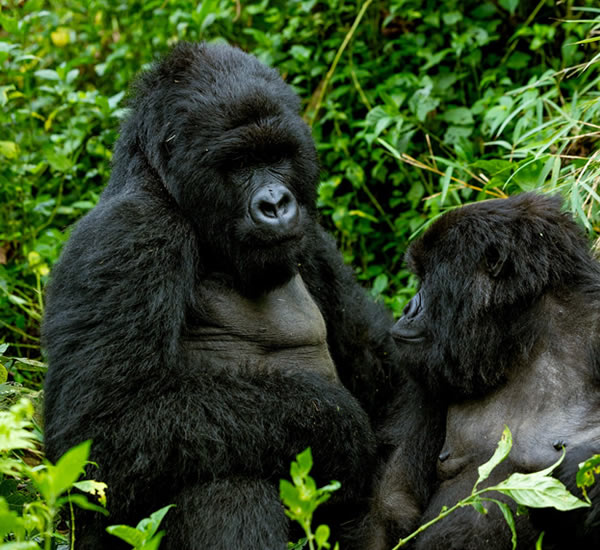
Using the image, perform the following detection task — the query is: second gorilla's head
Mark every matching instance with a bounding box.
[109,42,320,294]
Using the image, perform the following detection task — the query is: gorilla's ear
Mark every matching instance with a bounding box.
[483,244,508,278]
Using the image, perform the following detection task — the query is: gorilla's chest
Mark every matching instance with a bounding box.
[438,350,600,480]
[184,274,338,381]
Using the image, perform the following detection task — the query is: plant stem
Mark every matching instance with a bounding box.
[309,0,375,126]
[391,500,469,549]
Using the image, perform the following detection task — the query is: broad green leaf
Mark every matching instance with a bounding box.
[475,427,512,490]
[494,472,589,511]
[35,440,91,501]
[136,504,175,537]
[106,524,145,546]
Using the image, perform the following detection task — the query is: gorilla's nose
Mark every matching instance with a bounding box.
[250,184,299,231]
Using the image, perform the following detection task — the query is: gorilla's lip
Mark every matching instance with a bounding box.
[391,331,426,343]
[255,229,304,248]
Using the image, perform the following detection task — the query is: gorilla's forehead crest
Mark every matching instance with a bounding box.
[407,192,589,280]
[132,42,301,119]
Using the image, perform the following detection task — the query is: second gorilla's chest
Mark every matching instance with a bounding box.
[184,274,338,381]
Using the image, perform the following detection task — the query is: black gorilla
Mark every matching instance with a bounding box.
[42,42,401,549]
[368,193,600,549]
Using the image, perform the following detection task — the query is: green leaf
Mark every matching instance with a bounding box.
[106,524,146,546]
[440,165,453,206]
[0,141,18,159]
[499,0,518,15]
[315,524,330,549]
[34,69,60,81]
[296,448,313,477]
[73,479,108,507]
[494,473,590,511]
[35,440,91,501]
[0,497,25,539]
[536,532,545,550]
[443,126,473,145]
[0,542,40,549]
[59,493,109,516]
[408,89,440,122]
[494,500,517,550]
[44,149,72,173]
[0,399,36,453]
[136,504,175,538]
[475,427,512,490]
[576,454,600,497]
[441,107,473,125]
[471,498,487,515]
[0,14,19,33]
[442,11,462,25]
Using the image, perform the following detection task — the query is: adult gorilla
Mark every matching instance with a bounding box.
[368,193,600,549]
[42,42,402,549]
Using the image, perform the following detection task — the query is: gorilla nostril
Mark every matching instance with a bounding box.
[259,200,278,219]
[250,185,299,229]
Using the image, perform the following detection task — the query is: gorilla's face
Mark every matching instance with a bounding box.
[131,43,320,294]
[389,194,569,398]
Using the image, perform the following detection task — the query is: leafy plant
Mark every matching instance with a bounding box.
[106,505,175,550]
[0,398,107,550]
[280,448,340,550]
[392,427,591,549]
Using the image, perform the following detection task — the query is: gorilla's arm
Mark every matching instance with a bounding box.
[42,194,374,494]
[299,227,400,421]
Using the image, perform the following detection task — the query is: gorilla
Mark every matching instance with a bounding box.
[42,42,402,549]
[368,193,600,549]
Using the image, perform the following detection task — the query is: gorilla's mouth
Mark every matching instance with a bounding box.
[390,327,426,343]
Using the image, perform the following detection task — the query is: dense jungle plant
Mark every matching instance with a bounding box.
[1,0,599,547]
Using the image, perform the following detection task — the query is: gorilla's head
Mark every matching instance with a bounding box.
[111,42,320,294]
[391,192,598,398]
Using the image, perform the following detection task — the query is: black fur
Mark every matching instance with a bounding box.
[42,42,401,549]
[368,193,600,549]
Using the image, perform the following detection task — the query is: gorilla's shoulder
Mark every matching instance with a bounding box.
[67,190,191,258]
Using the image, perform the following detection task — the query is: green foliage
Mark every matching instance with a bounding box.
[2,1,600,370]
[280,448,340,550]
[1,1,600,544]
[392,427,592,549]
[106,505,175,550]
[576,453,600,501]
[0,398,106,549]
[0,397,173,549]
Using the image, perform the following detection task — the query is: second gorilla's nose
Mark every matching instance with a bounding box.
[250,184,299,231]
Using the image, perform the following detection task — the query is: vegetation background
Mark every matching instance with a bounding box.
[0,0,599,546]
